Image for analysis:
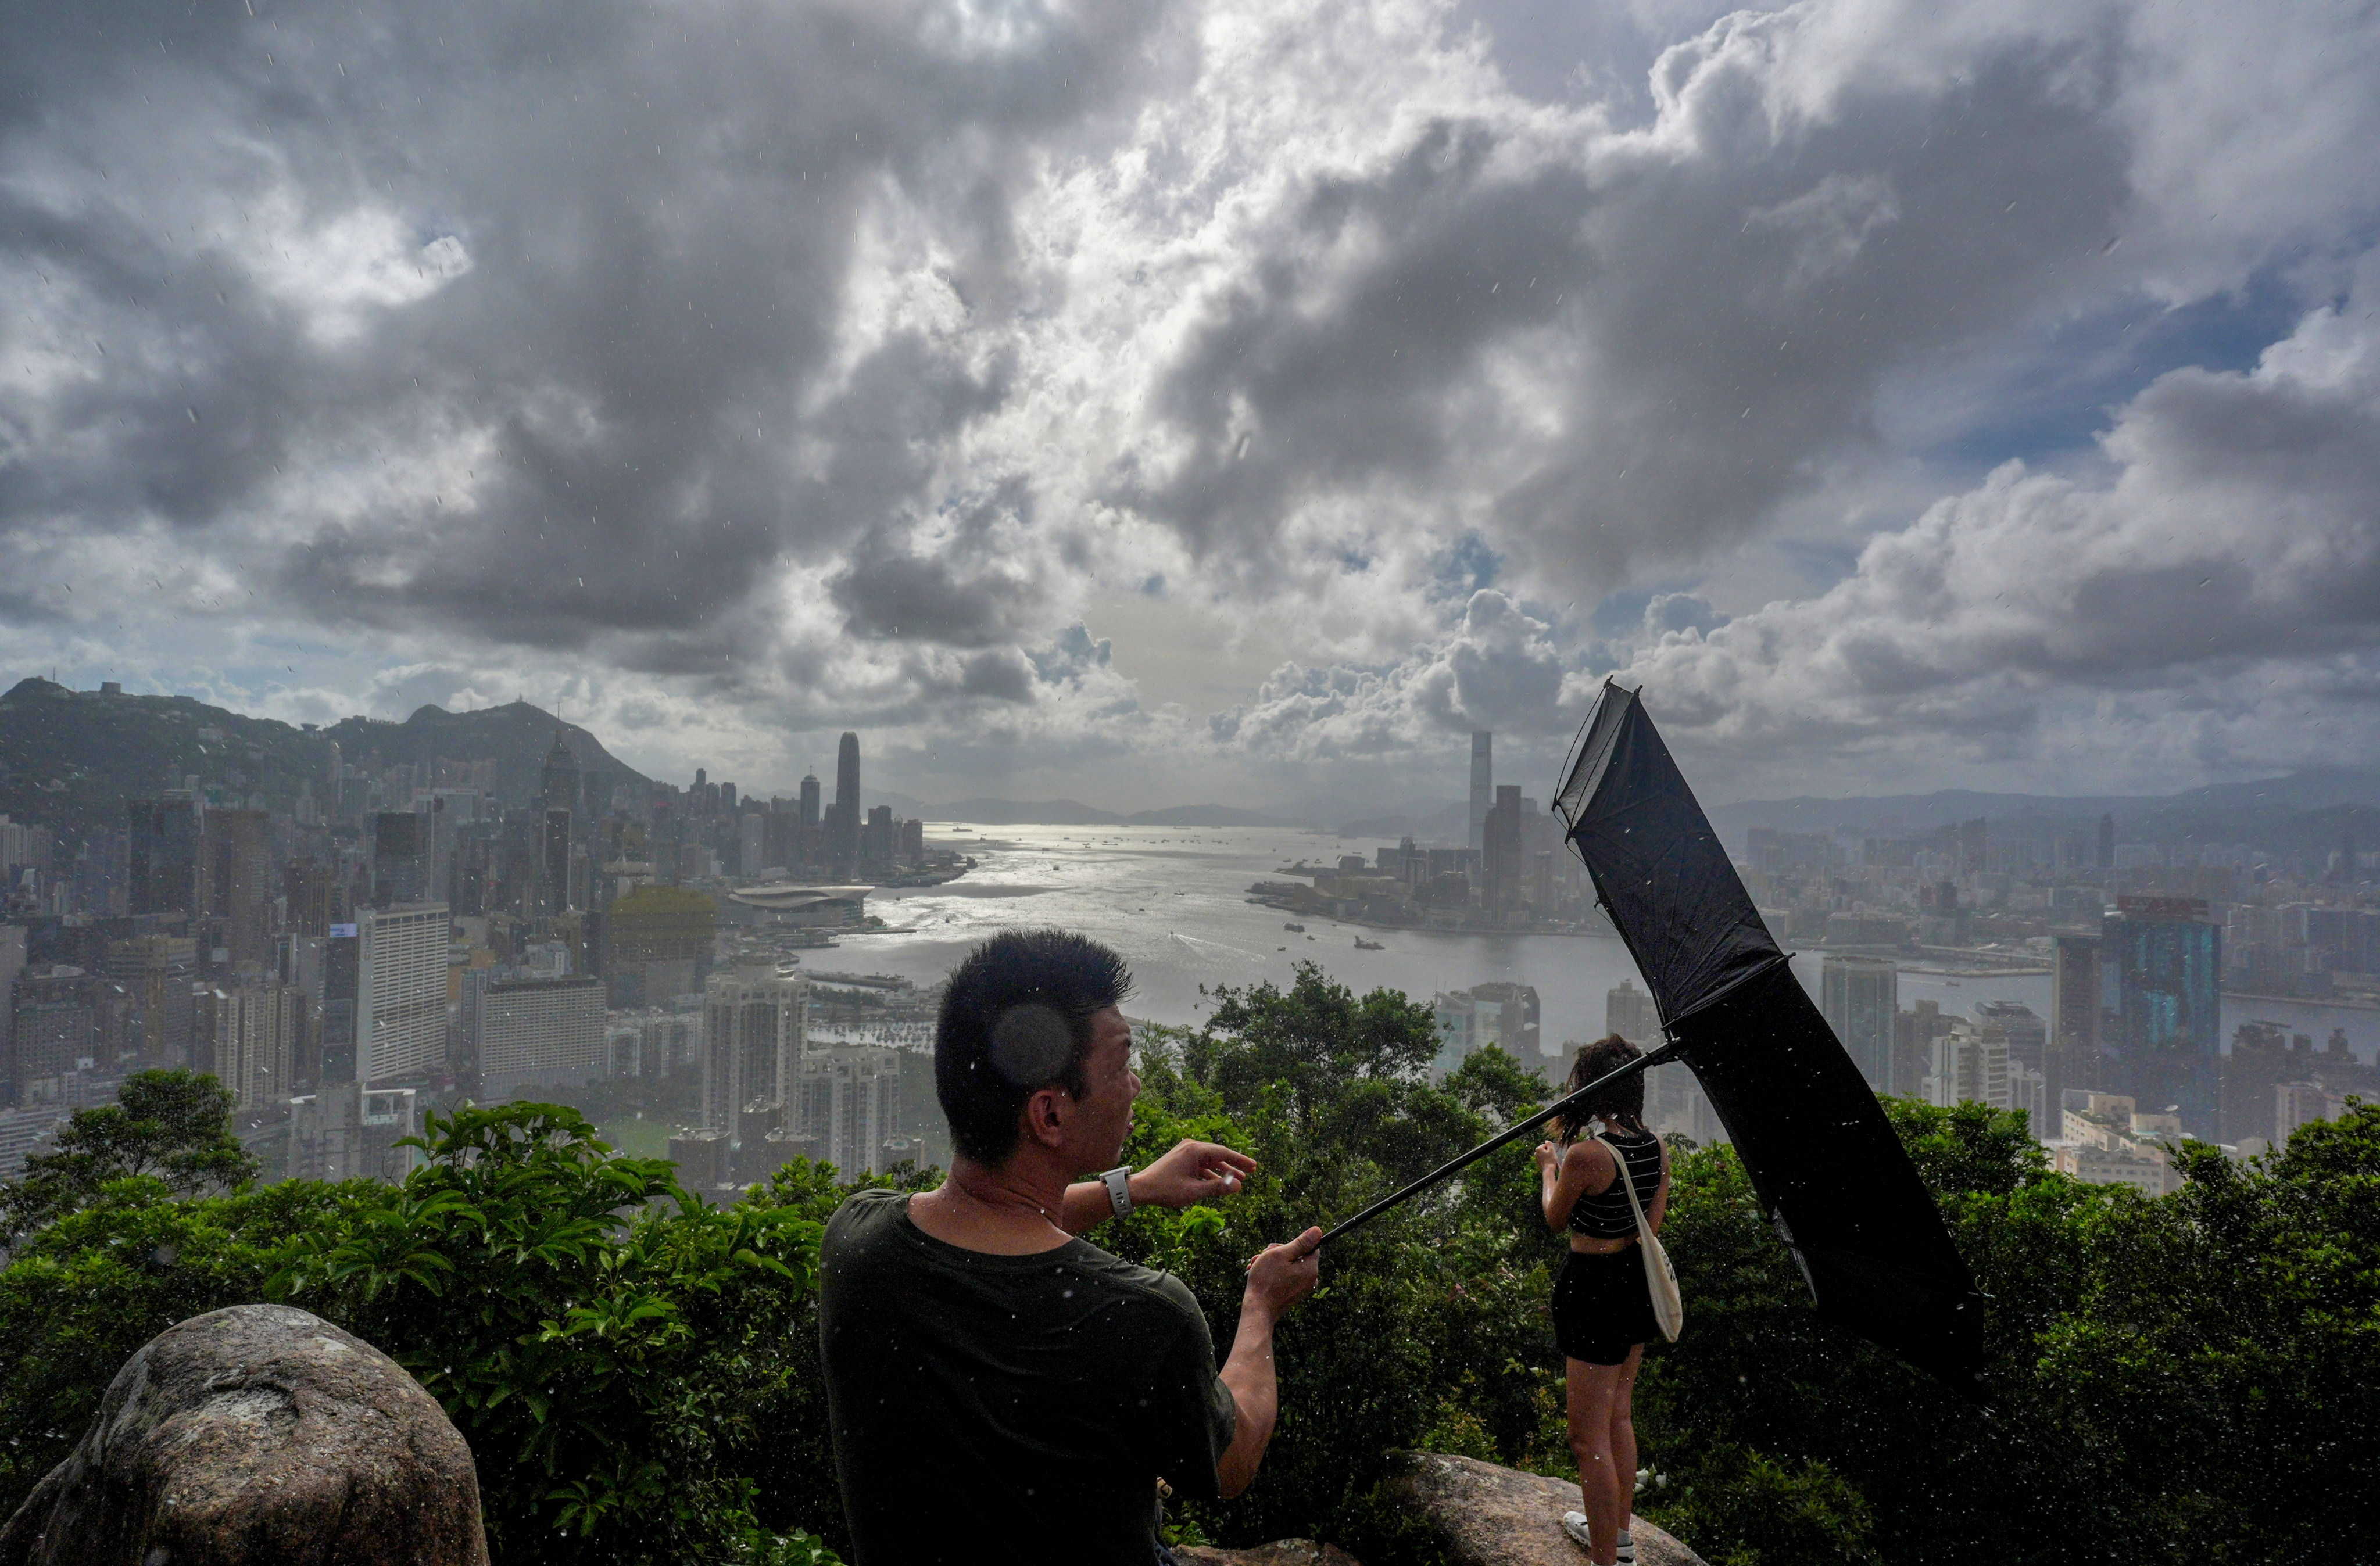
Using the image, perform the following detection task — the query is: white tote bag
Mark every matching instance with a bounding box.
[1598,1134,1683,1343]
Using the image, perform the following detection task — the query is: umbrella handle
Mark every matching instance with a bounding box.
[1315,1041,1683,1248]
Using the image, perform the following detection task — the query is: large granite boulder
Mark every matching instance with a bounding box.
[0,1303,489,1566]
[1379,1453,1705,1566]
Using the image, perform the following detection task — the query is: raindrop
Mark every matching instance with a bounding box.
[187,407,199,422]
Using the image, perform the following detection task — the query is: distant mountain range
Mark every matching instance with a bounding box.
[1709,768,2380,858]
[325,700,650,805]
[0,677,1311,838]
[0,677,646,839]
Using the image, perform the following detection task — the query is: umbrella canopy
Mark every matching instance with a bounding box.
[1555,680,1987,1392]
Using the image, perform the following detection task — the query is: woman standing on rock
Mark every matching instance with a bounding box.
[1533,1035,1671,1566]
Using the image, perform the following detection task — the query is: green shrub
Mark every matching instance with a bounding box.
[0,1099,845,1566]
[3,1021,2372,1566]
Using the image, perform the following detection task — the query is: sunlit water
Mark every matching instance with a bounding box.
[825,826,2373,1065]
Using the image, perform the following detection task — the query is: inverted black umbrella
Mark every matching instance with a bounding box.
[1320,680,1986,1393]
[1554,679,1986,1389]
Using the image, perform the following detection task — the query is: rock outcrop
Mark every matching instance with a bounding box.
[0,1303,489,1566]
[1379,1452,1705,1566]
[1173,1543,1363,1566]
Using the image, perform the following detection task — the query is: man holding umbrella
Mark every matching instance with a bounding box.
[819,928,1323,1565]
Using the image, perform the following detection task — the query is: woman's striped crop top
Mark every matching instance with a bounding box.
[1566,1127,1664,1240]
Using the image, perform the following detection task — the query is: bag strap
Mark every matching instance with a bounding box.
[1595,1133,1655,1233]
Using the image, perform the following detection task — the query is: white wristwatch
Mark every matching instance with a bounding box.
[1100,1166,1134,1219]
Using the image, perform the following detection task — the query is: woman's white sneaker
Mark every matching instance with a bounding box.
[1617,1527,1637,1564]
[1561,1510,1595,1551]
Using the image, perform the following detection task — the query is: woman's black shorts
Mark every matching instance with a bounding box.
[1552,1246,1658,1366]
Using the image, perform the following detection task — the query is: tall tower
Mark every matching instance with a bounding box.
[1820,954,1898,1094]
[800,772,822,835]
[1467,732,1493,852]
[833,733,861,877]
[540,730,581,820]
[2103,897,2222,1136]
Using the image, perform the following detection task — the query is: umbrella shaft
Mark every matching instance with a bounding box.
[1315,1041,1682,1247]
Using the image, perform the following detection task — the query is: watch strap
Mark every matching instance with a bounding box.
[1101,1165,1133,1218]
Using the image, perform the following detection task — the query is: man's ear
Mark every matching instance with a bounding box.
[1022,1084,1070,1151]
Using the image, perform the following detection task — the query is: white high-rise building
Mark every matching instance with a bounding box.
[479,975,607,1098]
[794,1045,900,1176]
[1926,1022,2010,1112]
[357,902,449,1084]
[213,982,302,1112]
[702,965,804,1143]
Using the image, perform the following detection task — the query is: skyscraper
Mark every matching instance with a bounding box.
[478,974,606,1098]
[127,796,206,917]
[542,808,573,911]
[2049,931,2102,1108]
[356,902,449,1084]
[1468,732,1493,852]
[1605,979,1660,1045]
[205,808,273,969]
[832,732,861,877]
[1481,785,1524,913]
[2095,813,2116,870]
[603,883,716,1008]
[703,964,804,1145]
[213,981,301,1112]
[1957,816,1988,876]
[1820,955,1898,1093]
[372,811,428,906]
[320,924,359,1085]
[794,1045,900,1176]
[800,772,822,838]
[2104,897,2222,1135]
[539,731,580,820]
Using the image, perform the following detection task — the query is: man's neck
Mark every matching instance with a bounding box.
[907,1152,1079,1256]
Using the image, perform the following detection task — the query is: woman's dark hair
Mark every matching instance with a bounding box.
[935,929,1134,1165]
[1552,1034,1647,1142]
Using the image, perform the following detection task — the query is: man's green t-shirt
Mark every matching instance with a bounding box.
[819,1188,1238,1565]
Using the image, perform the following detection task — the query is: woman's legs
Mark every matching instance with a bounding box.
[1565,1355,1629,1564]
[1609,1345,1644,1539]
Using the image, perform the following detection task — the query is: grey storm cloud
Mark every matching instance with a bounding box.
[828,480,1040,648]
[1115,8,2132,586]
[1606,270,2380,782]
[0,0,1156,675]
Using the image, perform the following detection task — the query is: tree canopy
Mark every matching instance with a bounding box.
[0,1069,257,1243]
[0,989,2370,1566]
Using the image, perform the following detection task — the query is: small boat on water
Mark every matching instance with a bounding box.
[1283,922,1305,932]
[1353,937,1384,950]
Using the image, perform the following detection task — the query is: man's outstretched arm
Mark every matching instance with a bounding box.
[1057,1139,1258,1232]
[1216,1227,1322,1498]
